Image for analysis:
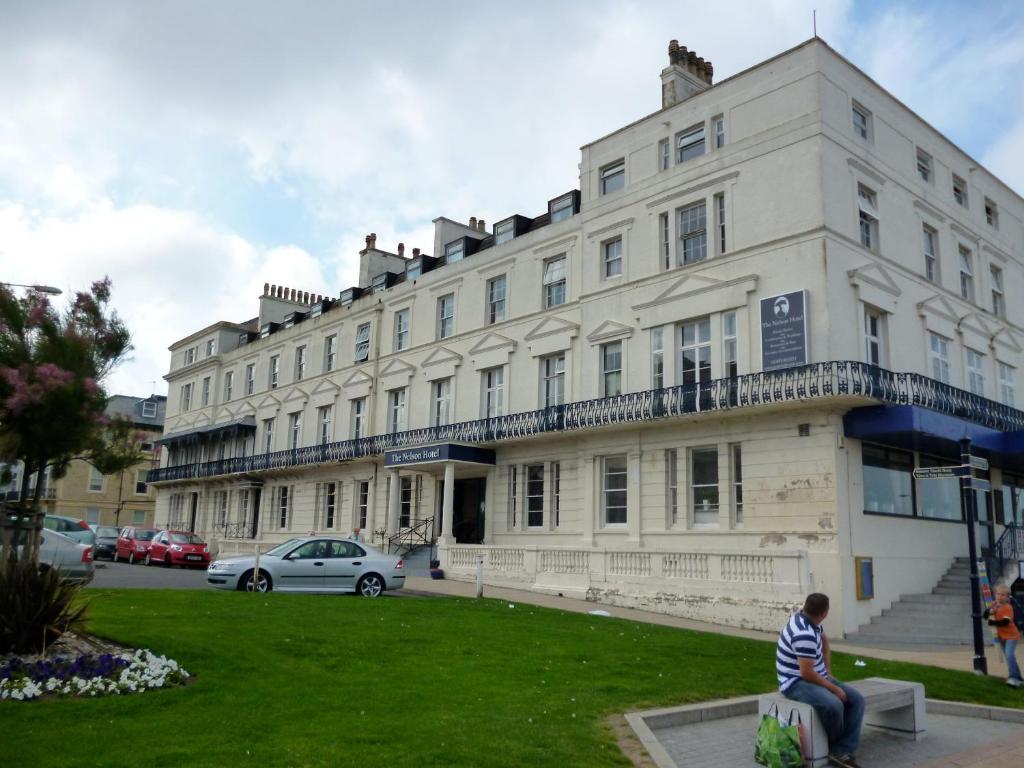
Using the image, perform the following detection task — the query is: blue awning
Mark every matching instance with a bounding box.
[844,405,1024,471]
[158,416,257,445]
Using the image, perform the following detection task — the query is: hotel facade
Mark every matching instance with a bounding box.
[150,38,1024,636]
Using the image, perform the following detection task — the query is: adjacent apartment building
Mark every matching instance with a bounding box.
[150,38,1024,636]
[2,394,166,528]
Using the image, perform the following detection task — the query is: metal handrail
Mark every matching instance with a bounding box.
[987,523,1023,582]
[149,360,1024,484]
[387,516,435,556]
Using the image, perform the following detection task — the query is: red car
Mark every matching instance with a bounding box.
[146,530,211,568]
[114,527,158,564]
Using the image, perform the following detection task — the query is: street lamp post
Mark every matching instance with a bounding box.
[0,283,62,296]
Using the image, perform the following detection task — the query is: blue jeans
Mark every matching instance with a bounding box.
[998,638,1022,681]
[783,676,865,756]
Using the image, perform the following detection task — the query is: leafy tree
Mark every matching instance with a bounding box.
[0,279,139,554]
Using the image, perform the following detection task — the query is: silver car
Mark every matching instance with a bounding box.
[14,528,95,584]
[206,537,405,596]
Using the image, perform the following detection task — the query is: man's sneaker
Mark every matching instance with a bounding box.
[1008,678,1023,688]
[829,754,862,768]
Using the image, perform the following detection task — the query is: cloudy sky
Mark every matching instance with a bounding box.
[1,0,1022,397]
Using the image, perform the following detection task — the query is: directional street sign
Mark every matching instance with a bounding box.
[967,478,992,492]
[968,456,990,471]
[913,465,972,479]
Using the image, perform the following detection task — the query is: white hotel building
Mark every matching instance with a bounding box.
[151,38,1024,636]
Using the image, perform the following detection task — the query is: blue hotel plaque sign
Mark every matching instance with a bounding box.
[384,443,496,467]
[760,290,808,371]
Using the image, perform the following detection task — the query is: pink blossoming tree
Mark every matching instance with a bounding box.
[0,279,141,554]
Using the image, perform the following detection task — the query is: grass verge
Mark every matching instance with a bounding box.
[1,589,1019,767]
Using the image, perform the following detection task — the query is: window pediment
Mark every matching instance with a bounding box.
[586,320,634,344]
[342,370,373,389]
[422,346,463,368]
[468,333,517,355]
[525,316,580,341]
[847,262,900,297]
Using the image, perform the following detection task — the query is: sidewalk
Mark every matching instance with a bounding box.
[404,576,1009,676]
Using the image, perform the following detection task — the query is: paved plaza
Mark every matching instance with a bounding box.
[647,710,1024,768]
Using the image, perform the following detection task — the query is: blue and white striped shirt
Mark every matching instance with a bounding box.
[776,611,826,691]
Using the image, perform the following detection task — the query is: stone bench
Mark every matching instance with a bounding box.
[758,677,926,767]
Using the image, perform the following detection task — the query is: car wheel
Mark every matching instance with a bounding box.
[357,573,385,598]
[164,555,172,568]
[112,551,119,563]
[240,569,272,593]
[129,551,136,565]
[144,553,152,566]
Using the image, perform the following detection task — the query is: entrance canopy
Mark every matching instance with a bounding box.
[844,405,1024,472]
[383,442,496,469]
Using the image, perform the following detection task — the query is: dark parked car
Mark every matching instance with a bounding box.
[90,525,121,560]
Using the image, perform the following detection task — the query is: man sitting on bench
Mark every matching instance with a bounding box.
[776,593,865,768]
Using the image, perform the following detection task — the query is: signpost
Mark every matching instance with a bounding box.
[912,438,989,675]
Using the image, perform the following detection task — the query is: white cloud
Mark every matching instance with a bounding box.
[0,201,327,397]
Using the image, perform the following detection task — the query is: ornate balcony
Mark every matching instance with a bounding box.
[148,360,1024,484]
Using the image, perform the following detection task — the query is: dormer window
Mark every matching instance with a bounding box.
[141,401,157,418]
[406,261,422,279]
[676,125,705,163]
[372,274,389,294]
[599,160,625,195]
[339,287,362,306]
[549,194,575,223]
[445,241,465,263]
[494,220,515,245]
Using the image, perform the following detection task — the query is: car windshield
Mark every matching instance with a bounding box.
[263,538,303,557]
[135,530,157,541]
[95,527,120,538]
[170,532,204,544]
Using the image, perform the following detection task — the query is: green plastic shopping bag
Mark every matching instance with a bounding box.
[754,704,805,767]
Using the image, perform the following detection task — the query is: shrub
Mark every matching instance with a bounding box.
[0,549,88,655]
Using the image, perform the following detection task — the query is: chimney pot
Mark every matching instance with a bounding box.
[478,219,485,231]
[368,233,377,250]
[469,216,477,228]
[263,282,269,295]
[398,242,405,257]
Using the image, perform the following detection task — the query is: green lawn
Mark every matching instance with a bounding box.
[1,590,1019,767]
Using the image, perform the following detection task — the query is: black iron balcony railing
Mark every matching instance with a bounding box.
[148,360,1024,484]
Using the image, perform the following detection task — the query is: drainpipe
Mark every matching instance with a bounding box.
[366,305,385,438]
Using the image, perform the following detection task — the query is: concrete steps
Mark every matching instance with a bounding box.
[845,558,993,647]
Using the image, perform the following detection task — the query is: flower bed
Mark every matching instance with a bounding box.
[0,649,190,701]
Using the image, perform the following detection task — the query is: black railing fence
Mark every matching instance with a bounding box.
[387,516,435,556]
[150,361,1024,484]
[987,524,1024,583]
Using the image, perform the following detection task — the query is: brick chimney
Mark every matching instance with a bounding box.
[661,39,713,108]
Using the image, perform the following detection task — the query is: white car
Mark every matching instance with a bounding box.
[15,527,95,584]
[206,537,405,596]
